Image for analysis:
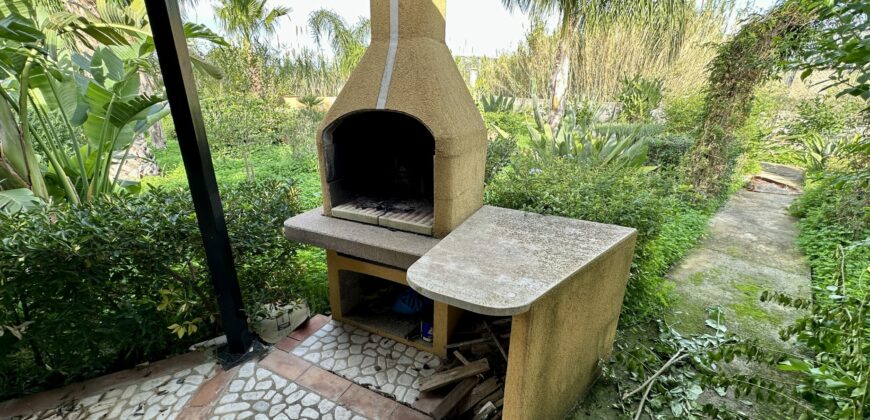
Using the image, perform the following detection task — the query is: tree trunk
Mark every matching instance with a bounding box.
[246,42,262,96]
[547,34,572,132]
[546,14,580,133]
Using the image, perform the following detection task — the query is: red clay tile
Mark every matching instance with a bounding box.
[259,351,311,381]
[296,366,352,400]
[390,404,432,420]
[188,366,235,408]
[288,314,331,341]
[176,405,214,419]
[339,384,400,420]
[275,336,302,352]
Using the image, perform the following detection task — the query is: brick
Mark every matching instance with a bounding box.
[275,336,302,353]
[289,314,331,341]
[390,404,432,420]
[188,366,236,407]
[338,384,400,420]
[295,366,352,400]
[258,352,311,381]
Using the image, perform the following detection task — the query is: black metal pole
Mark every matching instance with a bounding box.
[144,0,252,353]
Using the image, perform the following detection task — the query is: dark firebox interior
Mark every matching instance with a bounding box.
[326,111,435,206]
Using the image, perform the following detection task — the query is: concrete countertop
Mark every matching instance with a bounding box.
[284,208,440,270]
[406,206,637,316]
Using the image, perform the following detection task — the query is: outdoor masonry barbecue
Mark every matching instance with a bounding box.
[283,0,637,418]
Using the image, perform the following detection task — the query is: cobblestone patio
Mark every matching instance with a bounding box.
[291,321,439,405]
[0,316,435,420]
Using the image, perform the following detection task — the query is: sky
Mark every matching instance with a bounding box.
[190,0,777,59]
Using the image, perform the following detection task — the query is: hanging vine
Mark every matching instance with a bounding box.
[684,1,814,196]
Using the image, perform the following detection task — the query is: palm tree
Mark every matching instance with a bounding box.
[501,0,688,131]
[214,0,289,95]
[308,9,370,81]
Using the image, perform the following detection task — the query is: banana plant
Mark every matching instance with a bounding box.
[0,0,227,206]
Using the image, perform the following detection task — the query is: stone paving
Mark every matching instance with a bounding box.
[20,361,218,420]
[1,315,435,420]
[210,362,366,420]
[291,321,439,405]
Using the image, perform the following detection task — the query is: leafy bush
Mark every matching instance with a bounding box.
[196,94,318,160]
[0,181,326,399]
[645,134,695,167]
[485,126,518,184]
[663,92,705,134]
[791,172,869,295]
[485,158,710,321]
[618,75,664,123]
[592,122,665,139]
[482,111,530,140]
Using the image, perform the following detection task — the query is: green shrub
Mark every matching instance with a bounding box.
[485,126,518,184]
[194,94,319,161]
[0,180,327,399]
[618,75,664,123]
[663,92,705,134]
[791,172,869,295]
[485,157,710,321]
[645,133,695,167]
[482,111,530,140]
[592,122,665,139]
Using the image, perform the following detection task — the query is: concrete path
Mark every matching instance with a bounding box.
[666,162,810,347]
[575,163,811,419]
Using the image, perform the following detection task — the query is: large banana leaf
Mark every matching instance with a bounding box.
[0,188,40,214]
[0,12,43,42]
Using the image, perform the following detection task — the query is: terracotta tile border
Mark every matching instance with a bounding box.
[288,314,331,341]
[0,351,208,418]
[338,384,401,420]
[275,336,303,352]
[184,365,237,409]
[258,351,312,381]
[390,404,433,420]
[294,366,353,400]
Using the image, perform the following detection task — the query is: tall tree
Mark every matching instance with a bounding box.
[501,0,689,131]
[308,9,370,81]
[214,0,289,95]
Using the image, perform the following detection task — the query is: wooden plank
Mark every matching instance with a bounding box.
[473,389,504,414]
[472,401,497,420]
[445,337,491,349]
[457,377,501,415]
[431,377,477,420]
[418,359,490,392]
[453,351,470,365]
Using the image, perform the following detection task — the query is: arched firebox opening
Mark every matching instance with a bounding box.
[323,111,435,234]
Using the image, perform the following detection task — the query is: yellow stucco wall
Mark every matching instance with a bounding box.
[503,234,637,420]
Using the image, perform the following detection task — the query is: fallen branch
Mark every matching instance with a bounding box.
[623,350,688,400]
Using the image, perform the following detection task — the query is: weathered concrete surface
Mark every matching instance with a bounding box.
[666,163,810,347]
[284,208,439,270]
[407,205,637,316]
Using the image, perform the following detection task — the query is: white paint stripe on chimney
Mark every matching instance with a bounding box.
[376,0,399,109]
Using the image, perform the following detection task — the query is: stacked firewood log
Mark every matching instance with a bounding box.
[418,318,511,419]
